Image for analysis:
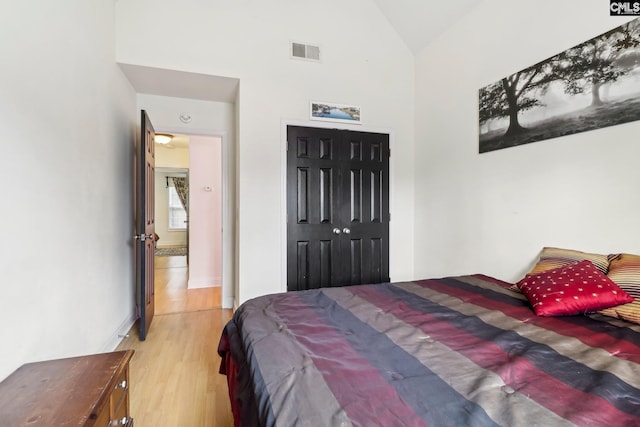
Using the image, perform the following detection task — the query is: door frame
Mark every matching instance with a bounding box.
[155,127,234,309]
[280,119,395,293]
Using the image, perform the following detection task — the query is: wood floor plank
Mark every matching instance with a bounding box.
[117,254,234,426]
[155,255,221,314]
[117,310,234,427]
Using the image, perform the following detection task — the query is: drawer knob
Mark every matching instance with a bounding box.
[117,380,127,389]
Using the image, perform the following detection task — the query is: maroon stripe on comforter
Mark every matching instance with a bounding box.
[220,275,640,426]
[422,277,640,363]
[350,284,640,426]
[271,293,431,427]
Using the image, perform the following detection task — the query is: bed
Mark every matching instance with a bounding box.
[218,273,640,426]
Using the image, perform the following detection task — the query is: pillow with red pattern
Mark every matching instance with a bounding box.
[516,260,633,316]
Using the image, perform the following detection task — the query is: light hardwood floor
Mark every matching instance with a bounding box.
[155,255,222,315]
[117,255,234,427]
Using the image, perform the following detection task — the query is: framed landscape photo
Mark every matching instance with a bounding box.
[310,101,361,124]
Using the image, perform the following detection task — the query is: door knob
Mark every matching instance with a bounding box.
[343,228,351,234]
[134,233,155,241]
[332,227,341,235]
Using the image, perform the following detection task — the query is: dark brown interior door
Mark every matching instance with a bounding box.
[287,126,389,291]
[136,110,155,340]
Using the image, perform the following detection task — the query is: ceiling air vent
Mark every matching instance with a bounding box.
[291,42,321,62]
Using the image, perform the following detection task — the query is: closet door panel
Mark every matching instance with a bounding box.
[287,126,389,291]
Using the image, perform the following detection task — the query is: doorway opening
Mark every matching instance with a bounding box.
[154,133,223,313]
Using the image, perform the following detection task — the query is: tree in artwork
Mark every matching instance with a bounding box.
[479,18,640,153]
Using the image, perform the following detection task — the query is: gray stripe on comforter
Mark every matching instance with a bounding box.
[323,286,575,427]
[399,280,640,389]
[238,296,353,427]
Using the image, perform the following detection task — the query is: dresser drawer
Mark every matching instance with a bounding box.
[111,368,129,415]
[94,404,110,427]
[110,368,131,426]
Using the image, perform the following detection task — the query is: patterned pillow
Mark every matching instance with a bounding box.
[527,247,610,276]
[598,253,640,324]
[517,260,633,316]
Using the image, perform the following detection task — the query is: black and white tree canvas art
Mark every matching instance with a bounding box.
[479,18,640,153]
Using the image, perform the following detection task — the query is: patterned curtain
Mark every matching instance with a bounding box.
[171,177,189,213]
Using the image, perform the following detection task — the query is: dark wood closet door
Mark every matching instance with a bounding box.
[287,126,389,291]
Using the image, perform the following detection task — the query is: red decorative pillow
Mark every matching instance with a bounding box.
[516,260,634,316]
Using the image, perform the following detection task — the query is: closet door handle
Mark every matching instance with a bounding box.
[342,228,351,235]
[332,227,341,235]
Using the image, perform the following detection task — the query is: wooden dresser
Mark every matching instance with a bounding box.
[0,350,134,426]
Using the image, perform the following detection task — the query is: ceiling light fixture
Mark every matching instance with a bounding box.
[154,133,173,144]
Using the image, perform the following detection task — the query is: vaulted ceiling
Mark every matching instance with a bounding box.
[373,0,483,53]
[119,1,483,105]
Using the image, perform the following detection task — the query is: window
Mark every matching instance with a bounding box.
[168,186,187,230]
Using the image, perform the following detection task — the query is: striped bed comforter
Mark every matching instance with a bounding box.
[217,275,640,426]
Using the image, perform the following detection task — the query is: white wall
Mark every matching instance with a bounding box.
[117,0,416,305]
[414,1,640,282]
[0,1,136,380]
[156,144,189,169]
[189,136,223,289]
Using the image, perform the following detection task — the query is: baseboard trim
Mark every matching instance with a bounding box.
[101,312,137,353]
[188,277,222,289]
[223,296,235,309]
